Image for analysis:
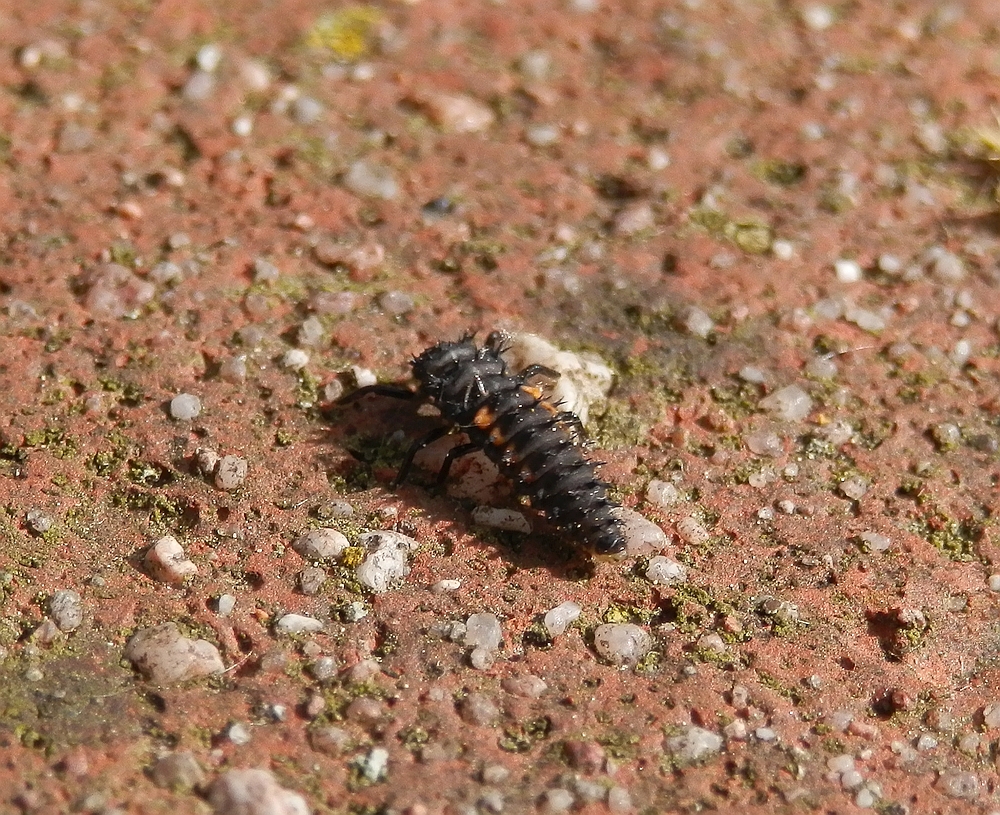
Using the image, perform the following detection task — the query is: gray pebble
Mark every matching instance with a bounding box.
[182,70,215,101]
[208,768,309,815]
[292,95,324,125]
[310,725,351,755]
[215,594,237,616]
[377,290,415,315]
[292,528,349,561]
[309,655,338,682]
[123,623,224,684]
[344,160,398,200]
[458,692,500,726]
[664,725,724,762]
[25,509,54,535]
[275,613,324,635]
[49,589,83,631]
[214,455,248,490]
[150,751,205,790]
[298,567,326,596]
[464,612,502,651]
[593,623,652,666]
[225,722,252,745]
[169,393,201,420]
[252,257,280,283]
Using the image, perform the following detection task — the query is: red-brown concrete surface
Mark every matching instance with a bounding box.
[1,1,1000,813]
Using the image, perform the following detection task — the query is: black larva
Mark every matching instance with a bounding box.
[342,332,626,555]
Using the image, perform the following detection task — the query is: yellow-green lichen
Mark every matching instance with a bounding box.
[305,6,383,61]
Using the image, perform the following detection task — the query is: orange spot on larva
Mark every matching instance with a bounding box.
[473,406,495,429]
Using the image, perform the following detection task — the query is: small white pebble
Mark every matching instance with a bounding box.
[182,71,215,101]
[298,315,325,347]
[618,508,670,556]
[543,601,582,637]
[459,692,501,726]
[878,253,902,274]
[352,366,378,387]
[593,623,652,667]
[834,258,862,283]
[938,771,980,800]
[292,95,323,125]
[471,506,531,533]
[144,535,198,584]
[465,613,503,652]
[644,556,688,586]
[378,290,415,315]
[682,306,714,339]
[805,356,837,379]
[677,516,710,546]
[760,385,812,421]
[169,393,201,420]
[827,754,855,774]
[607,786,632,813]
[844,305,888,333]
[500,674,548,698]
[231,115,253,137]
[430,579,461,593]
[771,239,794,260]
[196,43,222,72]
[614,202,656,235]
[275,613,324,635]
[25,509,54,534]
[49,589,83,632]
[292,528,349,561]
[859,531,891,552]
[282,349,309,370]
[988,574,1000,592]
[421,91,494,133]
[214,455,248,490]
[839,476,868,500]
[343,160,399,200]
[739,365,768,384]
[841,769,865,790]
[216,594,236,616]
[664,726,724,762]
[744,429,784,456]
[470,646,495,670]
[951,339,972,366]
[802,4,834,30]
[645,479,680,507]
[698,632,726,653]
[525,123,560,147]
[982,703,1000,729]
[225,723,252,745]
[355,539,410,593]
[647,146,670,170]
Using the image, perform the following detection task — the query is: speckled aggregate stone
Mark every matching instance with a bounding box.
[144,535,198,584]
[123,623,224,684]
[292,528,349,561]
[48,589,83,632]
[214,455,248,490]
[593,624,652,667]
[208,768,310,815]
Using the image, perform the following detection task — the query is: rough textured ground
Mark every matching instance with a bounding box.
[2,1,1000,813]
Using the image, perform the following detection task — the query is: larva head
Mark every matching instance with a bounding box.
[411,335,479,396]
